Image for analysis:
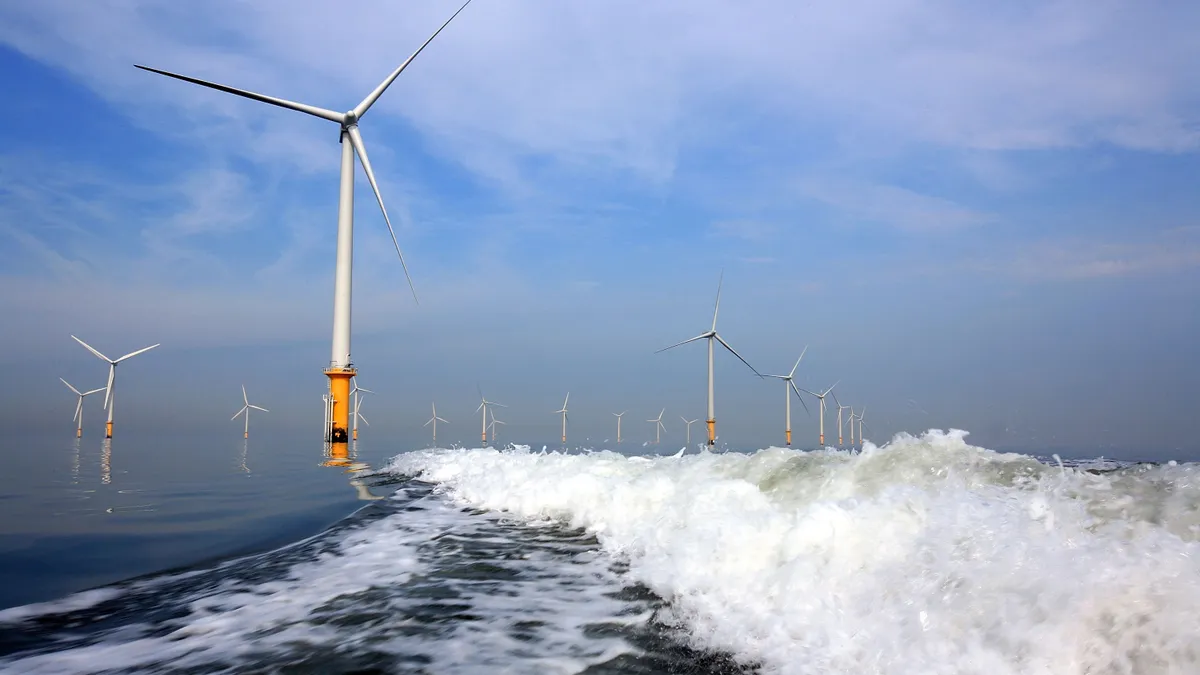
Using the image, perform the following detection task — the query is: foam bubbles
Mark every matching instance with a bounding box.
[388,429,1200,675]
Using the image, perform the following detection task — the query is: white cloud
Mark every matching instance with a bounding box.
[798,177,994,232]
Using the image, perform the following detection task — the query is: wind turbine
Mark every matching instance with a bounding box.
[844,405,855,448]
[833,393,851,447]
[656,272,759,445]
[554,392,569,443]
[71,335,159,439]
[762,347,810,446]
[488,408,506,443]
[231,385,269,439]
[60,378,105,438]
[799,381,839,447]
[424,402,449,445]
[135,0,475,444]
[477,389,506,445]
[613,411,626,444]
[856,407,868,447]
[350,378,374,441]
[353,399,369,436]
[680,417,699,444]
[647,409,666,444]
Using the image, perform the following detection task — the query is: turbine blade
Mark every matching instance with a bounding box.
[242,384,248,406]
[476,401,485,412]
[798,386,818,398]
[714,334,760,375]
[352,0,474,119]
[115,343,160,362]
[563,392,570,408]
[73,398,82,423]
[249,405,269,412]
[357,387,375,394]
[711,270,723,331]
[831,390,841,408]
[103,365,115,410]
[134,65,345,123]
[824,380,840,396]
[346,125,418,303]
[654,333,710,354]
[424,418,434,427]
[232,406,247,421]
[790,380,811,416]
[359,414,369,426]
[491,402,508,408]
[60,378,82,396]
[83,388,106,396]
[437,416,449,423]
[789,345,808,378]
[71,335,111,363]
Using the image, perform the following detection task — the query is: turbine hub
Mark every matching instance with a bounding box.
[343,110,358,126]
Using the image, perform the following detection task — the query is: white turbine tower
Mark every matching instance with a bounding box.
[231,385,269,439]
[424,402,449,446]
[554,392,570,444]
[350,379,374,441]
[613,411,626,444]
[477,389,506,445]
[656,272,759,445]
[762,347,810,446]
[136,0,475,444]
[680,417,699,444]
[60,378,105,438]
[71,335,159,439]
[647,409,666,444]
[799,381,839,447]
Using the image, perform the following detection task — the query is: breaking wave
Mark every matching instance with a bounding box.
[387,429,1200,674]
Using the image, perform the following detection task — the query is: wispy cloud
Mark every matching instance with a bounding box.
[710,220,778,242]
[798,177,994,233]
[975,230,1200,281]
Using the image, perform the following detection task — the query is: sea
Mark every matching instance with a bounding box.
[1,428,1198,674]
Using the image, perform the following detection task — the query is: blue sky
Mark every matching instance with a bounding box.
[1,0,1198,456]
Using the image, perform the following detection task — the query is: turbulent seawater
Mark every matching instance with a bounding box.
[2,429,1199,674]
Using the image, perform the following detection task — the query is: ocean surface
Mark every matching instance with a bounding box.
[1,429,1199,674]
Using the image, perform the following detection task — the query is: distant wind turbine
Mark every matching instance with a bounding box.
[477,388,506,444]
[681,417,699,444]
[554,392,570,443]
[135,0,475,443]
[613,411,626,444]
[350,378,374,441]
[71,335,159,439]
[833,393,850,447]
[647,409,666,444]
[488,408,506,443]
[844,405,855,448]
[231,385,269,439]
[60,378,105,439]
[799,381,839,447]
[656,272,759,445]
[424,402,449,445]
[762,347,810,446]
[856,407,868,447]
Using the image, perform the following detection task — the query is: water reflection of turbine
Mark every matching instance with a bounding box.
[71,438,82,484]
[239,439,250,474]
[100,439,112,485]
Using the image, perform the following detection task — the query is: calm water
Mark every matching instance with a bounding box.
[2,429,1199,673]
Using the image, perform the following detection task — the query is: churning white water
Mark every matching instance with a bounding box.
[387,429,1200,675]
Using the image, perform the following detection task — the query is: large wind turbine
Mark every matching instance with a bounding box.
[135,0,475,444]
[613,411,626,444]
[424,402,449,445]
[231,385,269,439]
[554,392,570,443]
[71,335,159,439]
[762,347,810,446]
[647,409,666,444]
[656,273,759,445]
[477,389,506,445]
[60,378,105,438]
[681,417,699,444]
[799,381,839,447]
[350,379,374,441]
[855,407,868,447]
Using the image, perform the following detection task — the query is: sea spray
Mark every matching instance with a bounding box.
[388,429,1200,675]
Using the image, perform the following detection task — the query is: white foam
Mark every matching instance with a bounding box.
[387,429,1200,675]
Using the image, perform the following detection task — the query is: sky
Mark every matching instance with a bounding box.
[0,0,1198,457]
